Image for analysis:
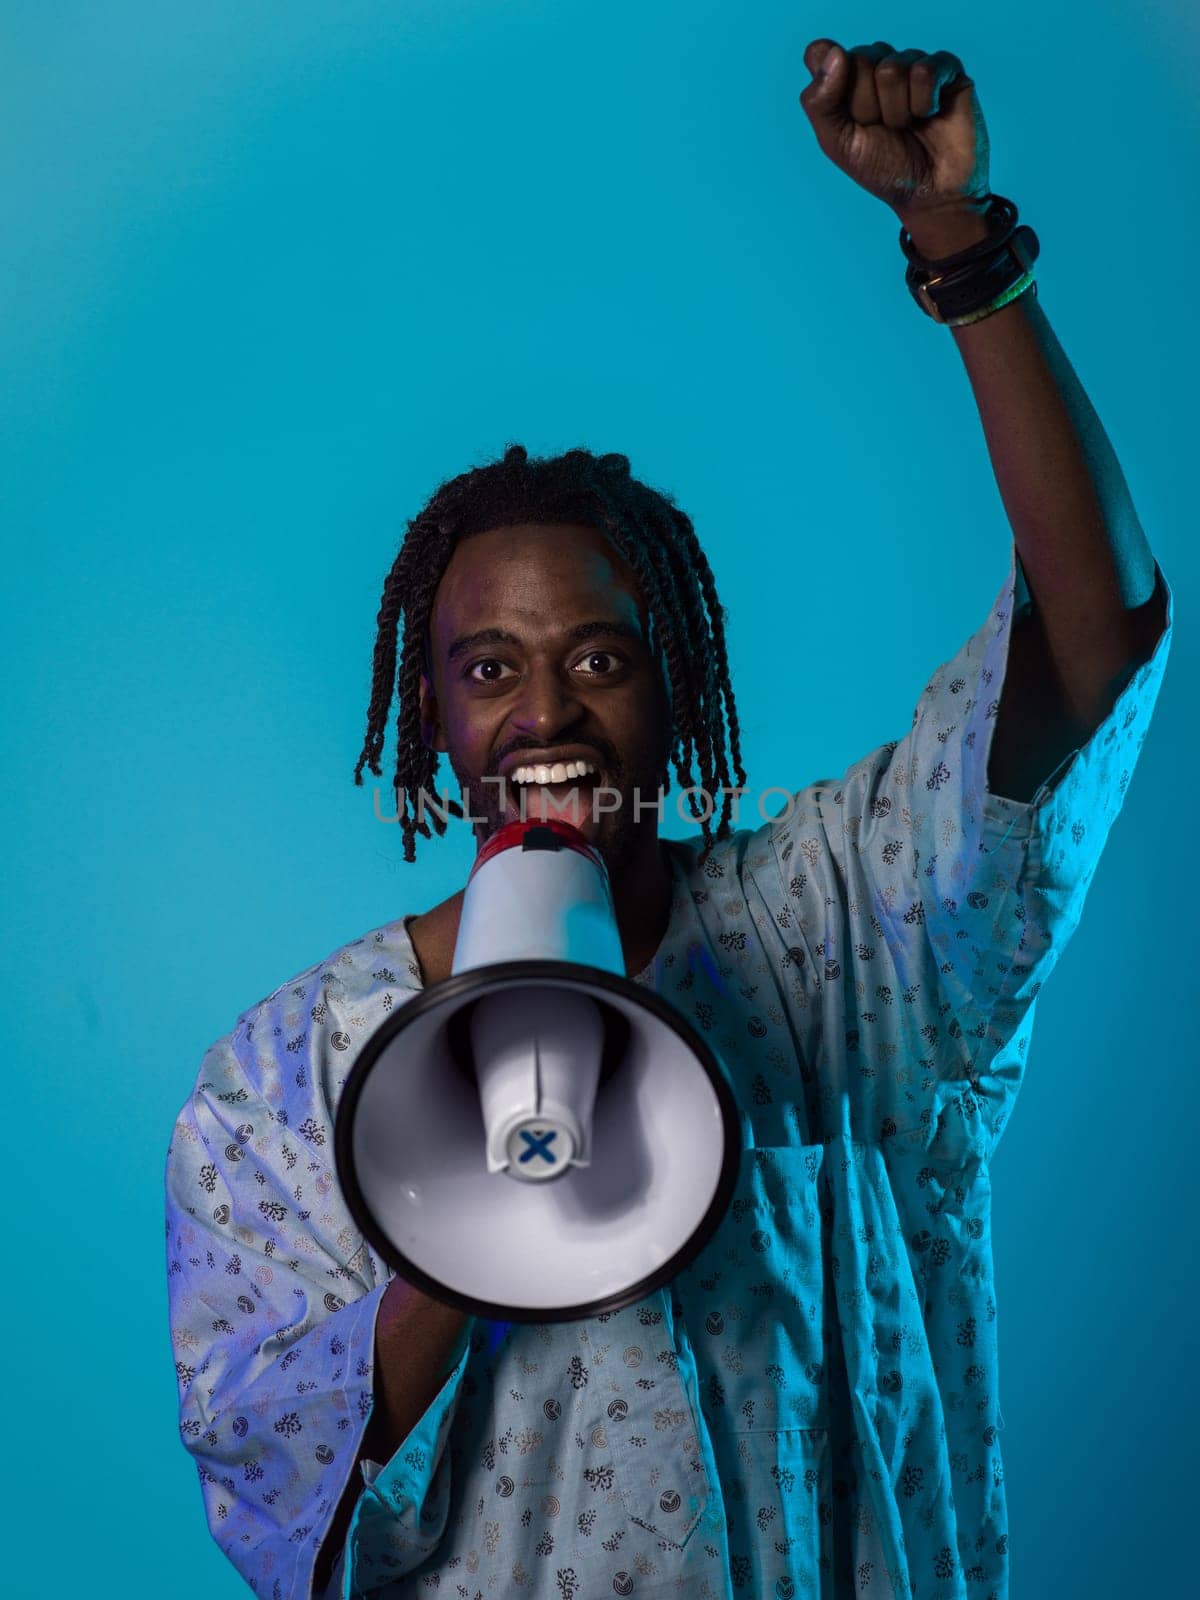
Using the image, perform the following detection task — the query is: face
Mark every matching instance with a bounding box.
[418,522,674,871]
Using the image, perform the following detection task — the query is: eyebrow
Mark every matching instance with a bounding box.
[445,618,645,664]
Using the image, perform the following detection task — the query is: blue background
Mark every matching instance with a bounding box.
[4,2,1194,1594]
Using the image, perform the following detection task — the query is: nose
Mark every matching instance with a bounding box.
[509,661,586,739]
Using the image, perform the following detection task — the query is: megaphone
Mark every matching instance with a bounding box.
[335,817,740,1322]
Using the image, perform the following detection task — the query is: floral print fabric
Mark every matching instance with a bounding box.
[165,543,1172,1598]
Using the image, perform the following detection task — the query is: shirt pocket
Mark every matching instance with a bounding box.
[674,1142,831,1438]
[601,1300,712,1550]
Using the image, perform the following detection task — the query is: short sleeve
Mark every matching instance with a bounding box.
[166,978,474,1598]
[166,1021,385,1598]
[763,543,1173,1163]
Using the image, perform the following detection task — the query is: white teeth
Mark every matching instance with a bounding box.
[510,760,598,785]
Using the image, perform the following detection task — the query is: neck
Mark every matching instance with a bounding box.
[606,828,673,977]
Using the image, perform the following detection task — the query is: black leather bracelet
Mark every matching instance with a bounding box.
[899,194,1040,326]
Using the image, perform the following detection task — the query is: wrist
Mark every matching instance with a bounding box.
[895,198,993,260]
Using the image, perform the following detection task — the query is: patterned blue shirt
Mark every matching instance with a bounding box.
[165,544,1172,1599]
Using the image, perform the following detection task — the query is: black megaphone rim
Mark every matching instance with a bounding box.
[333,959,742,1325]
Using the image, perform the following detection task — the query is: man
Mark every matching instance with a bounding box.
[165,37,1172,1599]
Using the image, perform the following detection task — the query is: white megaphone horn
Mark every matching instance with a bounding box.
[335,817,740,1323]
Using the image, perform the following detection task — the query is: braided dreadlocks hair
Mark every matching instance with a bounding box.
[352,442,747,864]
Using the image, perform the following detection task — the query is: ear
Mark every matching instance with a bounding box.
[418,670,448,753]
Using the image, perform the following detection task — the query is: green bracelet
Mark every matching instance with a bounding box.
[944,269,1038,328]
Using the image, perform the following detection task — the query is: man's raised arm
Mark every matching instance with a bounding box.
[798,38,1166,804]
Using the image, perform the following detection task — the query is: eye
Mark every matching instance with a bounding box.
[574,650,626,677]
[464,650,628,685]
[465,658,517,684]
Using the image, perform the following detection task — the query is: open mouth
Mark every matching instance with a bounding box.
[502,764,604,827]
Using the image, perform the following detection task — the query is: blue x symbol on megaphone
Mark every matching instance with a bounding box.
[517,1128,558,1165]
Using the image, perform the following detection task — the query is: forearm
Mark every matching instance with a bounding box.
[368,1277,472,1457]
[314,1278,471,1594]
[904,204,1163,729]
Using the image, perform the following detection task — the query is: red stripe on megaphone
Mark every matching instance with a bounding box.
[469,817,606,880]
